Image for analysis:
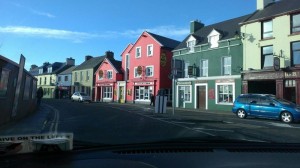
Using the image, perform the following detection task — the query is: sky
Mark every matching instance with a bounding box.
[0,0,256,70]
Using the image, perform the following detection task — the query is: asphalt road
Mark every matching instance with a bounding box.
[1,99,300,145]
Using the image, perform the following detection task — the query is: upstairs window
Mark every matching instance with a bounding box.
[58,76,61,82]
[134,67,141,78]
[184,62,190,78]
[262,20,273,39]
[186,36,196,52]
[39,69,43,74]
[200,59,208,77]
[65,76,68,82]
[222,57,231,75]
[261,46,273,69]
[75,72,78,81]
[107,70,113,79]
[126,54,130,69]
[47,67,52,73]
[292,41,300,66]
[86,70,89,81]
[292,14,300,34]
[136,47,141,58]
[208,29,221,48]
[147,44,153,56]
[145,66,153,77]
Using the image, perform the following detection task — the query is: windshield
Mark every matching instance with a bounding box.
[1,0,300,156]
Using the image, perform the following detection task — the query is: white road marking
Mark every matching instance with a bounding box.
[44,104,60,133]
[193,127,234,132]
[171,121,196,125]
[267,122,293,128]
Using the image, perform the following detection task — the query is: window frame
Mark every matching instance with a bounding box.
[200,59,208,77]
[134,67,141,78]
[222,56,231,76]
[291,41,300,67]
[64,75,68,82]
[86,70,89,81]
[291,13,300,34]
[178,85,192,103]
[186,40,196,52]
[261,45,274,69]
[135,46,141,58]
[147,44,153,56]
[103,86,113,99]
[145,66,154,77]
[262,20,273,39]
[215,83,235,105]
[107,70,113,79]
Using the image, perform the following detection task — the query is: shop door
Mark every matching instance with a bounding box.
[179,90,184,108]
[197,86,206,109]
[119,86,124,103]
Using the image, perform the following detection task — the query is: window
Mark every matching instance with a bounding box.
[145,66,153,77]
[80,71,83,81]
[217,84,233,104]
[292,41,300,66]
[136,47,141,58]
[135,86,153,100]
[285,80,296,87]
[65,75,68,81]
[23,75,31,100]
[107,70,113,79]
[179,86,191,102]
[134,67,141,78]
[86,71,89,81]
[147,44,153,56]
[47,67,52,73]
[209,35,219,48]
[262,20,273,39]
[103,86,112,98]
[0,69,10,97]
[39,69,43,74]
[126,54,130,69]
[200,59,208,77]
[39,77,42,85]
[187,40,195,52]
[222,57,231,75]
[184,62,189,78]
[261,46,273,69]
[58,76,61,82]
[75,72,77,81]
[291,13,300,33]
[44,77,46,85]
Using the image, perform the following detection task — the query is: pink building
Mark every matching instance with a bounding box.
[121,31,180,104]
[94,57,123,102]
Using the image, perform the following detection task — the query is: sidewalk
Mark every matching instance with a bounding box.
[0,104,53,136]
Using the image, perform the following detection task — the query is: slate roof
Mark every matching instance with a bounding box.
[147,32,180,49]
[53,64,74,74]
[59,65,77,75]
[74,56,106,71]
[241,0,300,24]
[174,14,252,50]
[106,57,122,73]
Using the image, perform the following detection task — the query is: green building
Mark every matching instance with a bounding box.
[172,15,250,111]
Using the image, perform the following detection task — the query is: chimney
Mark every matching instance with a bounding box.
[105,51,114,59]
[30,64,38,70]
[85,55,93,61]
[66,57,75,65]
[257,0,275,10]
[190,20,204,34]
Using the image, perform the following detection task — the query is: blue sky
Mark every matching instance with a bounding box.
[0,0,256,70]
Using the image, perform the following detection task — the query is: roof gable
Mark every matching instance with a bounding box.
[95,57,122,74]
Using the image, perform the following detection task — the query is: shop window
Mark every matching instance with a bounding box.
[135,86,153,100]
[179,86,191,102]
[261,46,273,69]
[285,80,296,87]
[216,84,234,104]
[103,87,112,98]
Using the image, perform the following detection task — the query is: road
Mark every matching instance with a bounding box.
[1,99,300,145]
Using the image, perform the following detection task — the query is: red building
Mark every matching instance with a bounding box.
[94,57,123,102]
[121,31,180,104]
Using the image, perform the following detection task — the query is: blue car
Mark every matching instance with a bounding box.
[232,94,300,123]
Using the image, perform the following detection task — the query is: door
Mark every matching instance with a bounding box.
[178,89,184,108]
[119,86,124,103]
[248,96,261,116]
[259,97,280,118]
[197,86,206,109]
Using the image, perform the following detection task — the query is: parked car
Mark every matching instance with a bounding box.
[232,94,300,123]
[71,92,92,103]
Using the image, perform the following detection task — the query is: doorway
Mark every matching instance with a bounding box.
[197,85,206,110]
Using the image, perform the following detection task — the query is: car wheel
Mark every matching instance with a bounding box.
[237,109,247,119]
[280,111,293,123]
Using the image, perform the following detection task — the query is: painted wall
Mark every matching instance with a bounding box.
[57,73,72,86]
[242,14,300,70]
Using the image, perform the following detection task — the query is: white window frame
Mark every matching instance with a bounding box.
[103,86,113,99]
[222,56,231,75]
[39,69,43,74]
[107,70,113,79]
[208,29,221,48]
[147,44,153,56]
[47,67,52,73]
[134,67,141,78]
[184,62,190,78]
[135,46,141,58]
[125,54,130,69]
[194,83,208,109]
[215,83,235,105]
[145,66,154,77]
[134,86,153,101]
[200,59,208,77]
[176,85,192,108]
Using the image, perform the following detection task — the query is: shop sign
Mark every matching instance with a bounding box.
[59,86,68,90]
[216,79,234,83]
[98,70,103,78]
[177,81,192,85]
[285,72,300,78]
[134,82,153,85]
[97,83,113,86]
[137,66,143,75]
[195,80,207,84]
[208,89,215,99]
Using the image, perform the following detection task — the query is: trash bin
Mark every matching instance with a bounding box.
[155,89,167,114]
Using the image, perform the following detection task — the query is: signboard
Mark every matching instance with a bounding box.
[285,71,300,78]
[137,66,143,75]
[177,81,192,85]
[98,70,103,78]
[208,89,215,99]
[215,79,234,83]
[0,133,73,155]
[134,82,153,86]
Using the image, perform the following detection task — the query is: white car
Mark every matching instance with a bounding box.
[71,92,92,103]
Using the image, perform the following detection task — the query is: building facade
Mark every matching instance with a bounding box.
[94,57,123,102]
[71,51,113,101]
[57,65,77,98]
[241,0,300,105]
[172,15,250,111]
[121,31,179,104]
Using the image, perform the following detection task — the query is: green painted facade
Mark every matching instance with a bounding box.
[173,38,243,112]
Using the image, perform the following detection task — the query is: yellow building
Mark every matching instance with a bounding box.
[240,0,300,104]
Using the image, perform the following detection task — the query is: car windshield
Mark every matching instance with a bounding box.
[1,0,300,157]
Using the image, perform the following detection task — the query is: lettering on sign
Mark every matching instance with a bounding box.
[285,72,300,78]
[135,82,153,85]
[208,89,215,100]
[177,81,192,85]
[216,79,234,83]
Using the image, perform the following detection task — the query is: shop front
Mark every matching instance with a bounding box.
[133,81,156,104]
[95,83,115,102]
[242,69,300,105]
[58,86,71,99]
